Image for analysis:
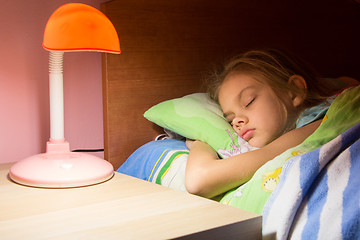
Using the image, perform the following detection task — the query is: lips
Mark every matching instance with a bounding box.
[240,128,255,141]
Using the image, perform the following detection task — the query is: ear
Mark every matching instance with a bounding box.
[288,75,307,108]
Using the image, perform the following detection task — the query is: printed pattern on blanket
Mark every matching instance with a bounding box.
[220,86,360,214]
[262,122,360,240]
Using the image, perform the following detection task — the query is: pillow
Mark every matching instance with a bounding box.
[144,93,257,158]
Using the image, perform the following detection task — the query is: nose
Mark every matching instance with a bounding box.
[232,115,248,130]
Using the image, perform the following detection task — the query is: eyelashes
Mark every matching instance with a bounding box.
[245,97,255,108]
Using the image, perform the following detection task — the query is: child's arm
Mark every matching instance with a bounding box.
[185,119,321,198]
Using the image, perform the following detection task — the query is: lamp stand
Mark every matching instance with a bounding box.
[9,52,114,188]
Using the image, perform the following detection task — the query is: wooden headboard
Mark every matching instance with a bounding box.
[101,0,360,170]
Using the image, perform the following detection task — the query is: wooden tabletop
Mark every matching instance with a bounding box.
[0,163,261,239]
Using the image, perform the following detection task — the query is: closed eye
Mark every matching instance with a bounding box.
[246,98,255,108]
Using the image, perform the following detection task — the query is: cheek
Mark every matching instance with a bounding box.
[257,101,287,133]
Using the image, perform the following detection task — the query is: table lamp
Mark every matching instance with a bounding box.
[9,3,120,188]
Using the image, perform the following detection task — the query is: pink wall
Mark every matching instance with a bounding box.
[0,0,109,163]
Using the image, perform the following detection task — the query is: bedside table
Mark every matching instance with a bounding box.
[0,163,261,239]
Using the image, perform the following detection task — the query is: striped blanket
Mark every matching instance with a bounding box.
[263,122,360,240]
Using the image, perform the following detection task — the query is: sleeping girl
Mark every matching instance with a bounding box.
[185,48,358,198]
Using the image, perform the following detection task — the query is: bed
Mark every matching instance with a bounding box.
[101,0,360,239]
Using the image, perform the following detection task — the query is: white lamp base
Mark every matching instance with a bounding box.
[9,140,114,188]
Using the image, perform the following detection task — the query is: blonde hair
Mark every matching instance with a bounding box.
[207,49,336,111]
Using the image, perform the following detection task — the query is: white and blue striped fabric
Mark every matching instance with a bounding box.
[263,122,360,240]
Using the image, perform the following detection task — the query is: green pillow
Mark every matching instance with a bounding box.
[144,93,257,158]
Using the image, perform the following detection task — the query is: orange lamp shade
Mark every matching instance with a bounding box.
[43,3,120,53]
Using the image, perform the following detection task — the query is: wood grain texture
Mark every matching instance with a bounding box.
[102,0,360,169]
[0,163,262,239]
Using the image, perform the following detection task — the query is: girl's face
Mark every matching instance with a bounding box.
[218,73,297,148]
